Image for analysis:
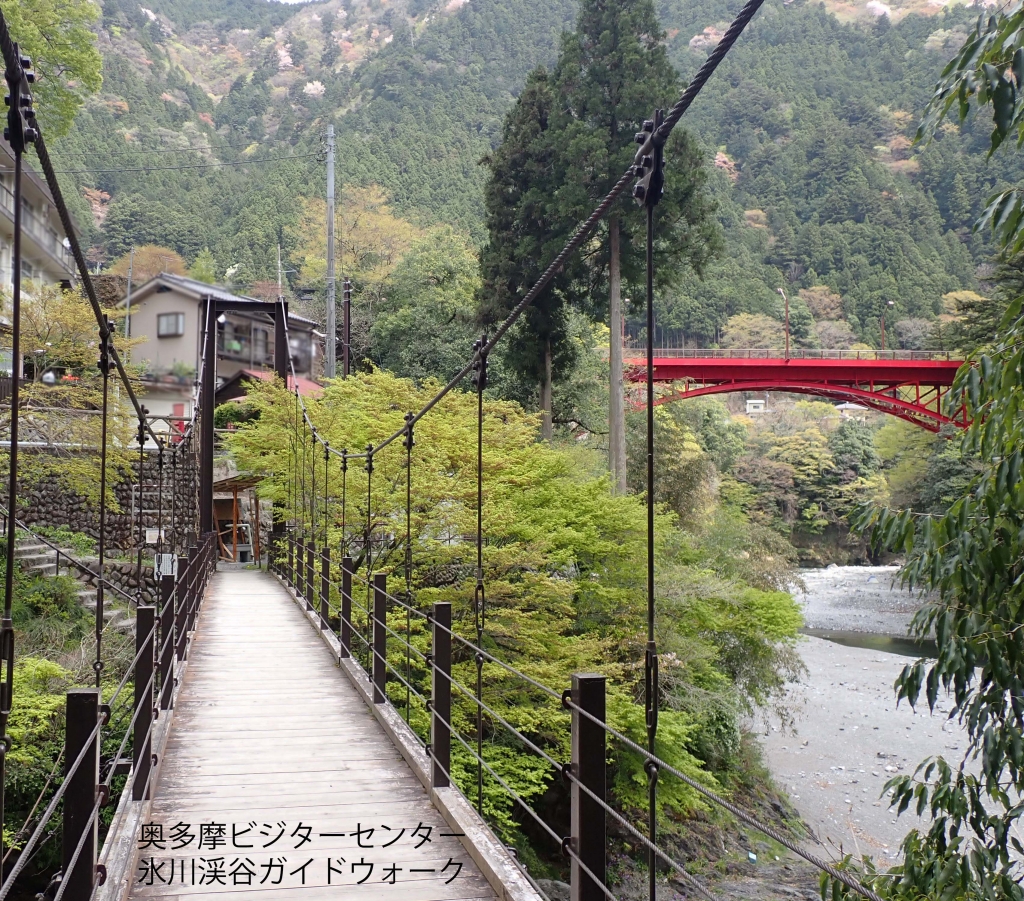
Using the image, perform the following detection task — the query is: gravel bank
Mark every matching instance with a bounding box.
[794,566,924,635]
[759,634,966,862]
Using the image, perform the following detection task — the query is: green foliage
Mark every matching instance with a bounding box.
[226,371,802,840]
[3,658,68,851]
[213,401,257,429]
[189,247,218,284]
[30,526,96,558]
[370,228,479,383]
[0,0,102,136]
[846,303,1024,898]
[918,0,1024,256]
[625,405,714,530]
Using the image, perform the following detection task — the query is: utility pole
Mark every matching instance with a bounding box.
[342,277,351,377]
[325,125,337,379]
[124,245,135,339]
[777,287,789,360]
[880,300,894,353]
[277,244,283,299]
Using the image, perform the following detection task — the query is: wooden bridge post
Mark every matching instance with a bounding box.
[133,605,155,801]
[62,689,99,900]
[431,602,451,788]
[159,574,174,710]
[340,556,353,658]
[287,535,294,588]
[175,554,188,661]
[570,673,606,901]
[305,539,315,612]
[372,573,386,703]
[186,544,198,634]
[320,546,330,630]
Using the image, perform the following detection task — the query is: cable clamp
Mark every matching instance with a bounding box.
[560,836,573,858]
[95,864,107,886]
[645,759,660,781]
[96,784,110,807]
[99,704,111,725]
[559,762,573,786]
[561,688,572,710]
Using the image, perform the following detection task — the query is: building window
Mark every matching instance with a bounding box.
[157,312,185,338]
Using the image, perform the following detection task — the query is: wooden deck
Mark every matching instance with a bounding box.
[129,569,497,901]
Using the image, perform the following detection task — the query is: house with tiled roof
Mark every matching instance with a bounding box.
[117,272,321,429]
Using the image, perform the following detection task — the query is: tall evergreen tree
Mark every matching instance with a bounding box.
[551,0,719,489]
[480,0,718,472]
[478,68,587,439]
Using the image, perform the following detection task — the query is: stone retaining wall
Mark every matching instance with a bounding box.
[19,451,195,551]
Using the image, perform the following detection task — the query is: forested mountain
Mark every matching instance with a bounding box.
[51,0,1003,353]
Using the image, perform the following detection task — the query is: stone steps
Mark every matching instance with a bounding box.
[13,535,136,633]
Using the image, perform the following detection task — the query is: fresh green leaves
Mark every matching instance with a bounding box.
[839,302,1024,898]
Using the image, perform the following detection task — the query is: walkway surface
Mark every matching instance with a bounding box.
[130,569,497,900]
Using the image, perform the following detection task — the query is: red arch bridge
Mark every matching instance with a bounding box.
[624,349,968,432]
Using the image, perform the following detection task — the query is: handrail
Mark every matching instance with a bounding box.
[622,347,961,362]
[0,505,138,607]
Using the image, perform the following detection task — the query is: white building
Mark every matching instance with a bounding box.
[0,136,77,301]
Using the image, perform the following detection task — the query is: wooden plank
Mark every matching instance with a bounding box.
[129,570,496,901]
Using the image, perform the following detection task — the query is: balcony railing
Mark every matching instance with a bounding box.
[0,181,75,273]
[217,333,275,368]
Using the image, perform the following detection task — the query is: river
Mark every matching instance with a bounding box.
[756,566,966,864]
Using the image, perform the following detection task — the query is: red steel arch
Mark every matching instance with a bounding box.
[624,352,967,433]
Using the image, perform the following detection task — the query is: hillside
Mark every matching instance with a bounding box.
[50,0,1008,346]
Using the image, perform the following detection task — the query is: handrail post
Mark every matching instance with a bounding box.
[133,605,155,800]
[62,689,99,899]
[159,574,174,709]
[287,535,294,587]
[570,673,606,901]
[175,554,188,661]
[320,546,330,630]
[187,544,198,634]
[431,602,451,788]
[305,539,315,612]
[372,573,386,703]
[340,556,353,658]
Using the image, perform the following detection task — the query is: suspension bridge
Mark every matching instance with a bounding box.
[0,1,954,900]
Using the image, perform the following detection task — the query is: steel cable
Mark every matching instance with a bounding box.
[0,719,102,901]
[563,698,884,901]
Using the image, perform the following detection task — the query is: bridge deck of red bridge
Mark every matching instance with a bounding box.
[129,569,497,901]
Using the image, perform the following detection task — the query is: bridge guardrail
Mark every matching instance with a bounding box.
[623,346,958,361]
[268,526,883,901]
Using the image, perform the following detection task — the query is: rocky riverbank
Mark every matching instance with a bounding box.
[756,567,966,869]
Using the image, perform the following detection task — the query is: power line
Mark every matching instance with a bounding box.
[52,151,321,175]
[61,140,268,157]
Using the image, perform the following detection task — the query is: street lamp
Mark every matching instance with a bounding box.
[777,288,790,360]
[880,300,895,353]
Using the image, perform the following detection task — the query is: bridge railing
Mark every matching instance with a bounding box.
[0,531,216,901]
[0,13,216,901]
[624,346,958,361]
[268,528,884,901]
